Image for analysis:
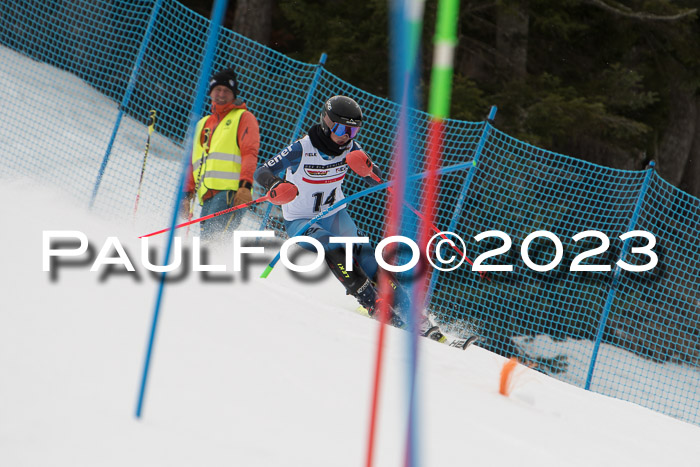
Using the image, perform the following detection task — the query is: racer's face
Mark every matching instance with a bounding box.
[330,131,351,145]
[324,113,355,145]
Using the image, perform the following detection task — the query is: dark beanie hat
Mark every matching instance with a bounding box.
[208,67,238,97]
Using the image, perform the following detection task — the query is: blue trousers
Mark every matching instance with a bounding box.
[284,209,378,279]
[199,190,242,240]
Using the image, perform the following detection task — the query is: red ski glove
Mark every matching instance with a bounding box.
[268,179,299,205]
[346,150,382,184]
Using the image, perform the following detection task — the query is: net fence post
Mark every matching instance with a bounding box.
[291,53,327,142]
[445,105,497,233]
[89,0,164,209]
[257,53,327,231]
[425,105,497,303]
[584,161,656,390]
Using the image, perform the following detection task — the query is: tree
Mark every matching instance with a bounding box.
[447,0,699,196]
[277,0,390,95]
[495,0,529,79]
[232,0,273,45]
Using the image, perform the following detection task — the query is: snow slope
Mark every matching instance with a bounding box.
[1,182,699,467]
[0,44,184,227]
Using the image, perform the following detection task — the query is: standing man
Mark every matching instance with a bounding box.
[254,95,408,327]
[183,67,260,240]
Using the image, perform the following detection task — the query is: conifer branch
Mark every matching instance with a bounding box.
[585,0,696,22]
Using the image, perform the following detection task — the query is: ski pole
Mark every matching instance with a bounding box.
[260,157,481,279]
[133,109,157,216]
[186,127,211,236]
[345,150,484,277]
[139,194,271,238]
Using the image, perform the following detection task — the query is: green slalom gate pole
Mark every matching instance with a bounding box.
[406,0,462,465]
[428,0,459,119]
[425,0,476,307]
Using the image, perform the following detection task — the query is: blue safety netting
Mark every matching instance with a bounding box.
[0,0,697,425]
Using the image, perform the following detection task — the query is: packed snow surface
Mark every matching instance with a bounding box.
[1,183,699,467]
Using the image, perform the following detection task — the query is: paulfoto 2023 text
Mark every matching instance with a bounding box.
[42,229,658,279]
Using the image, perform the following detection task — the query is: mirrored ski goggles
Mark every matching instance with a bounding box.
[330,122,360,139]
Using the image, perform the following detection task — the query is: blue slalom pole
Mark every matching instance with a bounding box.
[135,0,230,419]
[391,1,425,464]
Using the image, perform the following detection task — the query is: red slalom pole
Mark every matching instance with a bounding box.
[365,277,391,467]
[364,95,410,463]
[416,119,442,313]
[139,194,270,238]
[365,173,403,467]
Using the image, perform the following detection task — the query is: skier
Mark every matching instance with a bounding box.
[254,95,410,327]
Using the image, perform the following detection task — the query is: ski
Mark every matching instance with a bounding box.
[355,306,477,351]
[423,324,478,350]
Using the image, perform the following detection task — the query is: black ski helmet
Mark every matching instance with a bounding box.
[320,96,363,136]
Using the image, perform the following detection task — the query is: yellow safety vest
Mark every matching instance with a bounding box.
[191,108,246,205]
